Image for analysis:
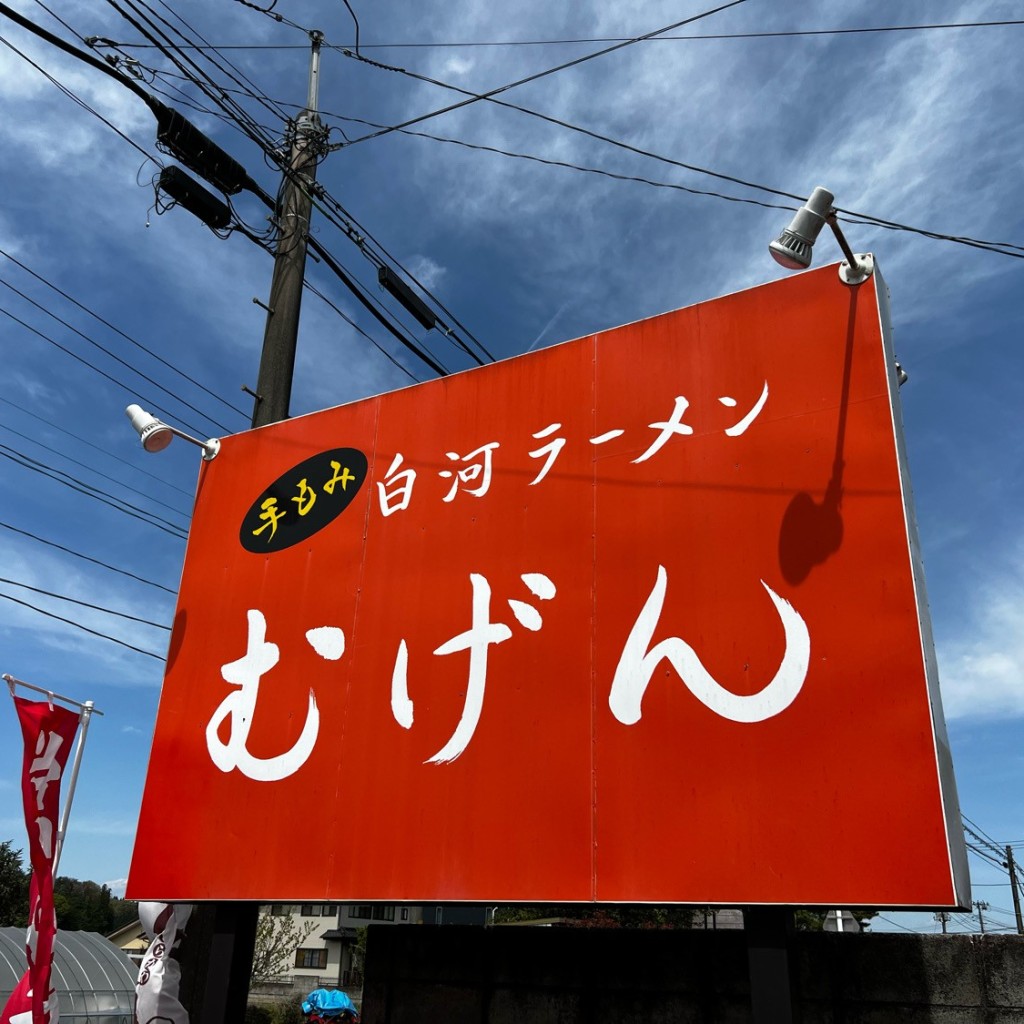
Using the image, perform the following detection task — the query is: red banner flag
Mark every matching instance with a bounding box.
[1,696,80,1024]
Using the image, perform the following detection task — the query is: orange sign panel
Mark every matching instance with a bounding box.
[128,265,968,908]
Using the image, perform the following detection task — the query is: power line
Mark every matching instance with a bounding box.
[964,817,1006,854]
[0,30,157,165]
[875,915,926,934]
[31,0,86,42]
[143,70,269,135]
[339,49,1024,259]
[303,277,421,384]
[325,110,797,214]
[129,54,493,365]
[307,235,451,375]
[144,50,494,364]
[102,0,279,152]
[120,0,291,143]
[134,31,492,362]
[233,0,777,296]
[15,1,1018,267]
[2,4,485,372]
[0,276,235,435]
[95,0,462,373]
[0,302,214,438]
[0,395,194,499]
[0,445,189,540]
[0,520,177,595]
[0,246,250,421]
[335,0,751,146]
[0,576,170,630]
[133,35,1023,262]
[146,0,291,123]
[0,590,163,660]
[101,19,1024,49]
[147,66,793,223]
[311,187,494,365]
[0,418,191,520]
[149,68,797,220]
[966,844,1008,874]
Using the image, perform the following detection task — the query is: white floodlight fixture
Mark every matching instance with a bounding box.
[125,404,221,461]
[769,185,874,285]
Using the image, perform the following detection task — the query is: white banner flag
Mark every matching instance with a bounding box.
[134,903,194,1024]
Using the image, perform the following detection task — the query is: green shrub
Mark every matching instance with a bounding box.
[243,1005,274,1024]
[270,1001,304,1024]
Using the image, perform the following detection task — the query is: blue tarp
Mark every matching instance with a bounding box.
[302,988,358,1017]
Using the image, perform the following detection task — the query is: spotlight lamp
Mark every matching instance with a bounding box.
[125,404,221,461]
[769,186,874,285]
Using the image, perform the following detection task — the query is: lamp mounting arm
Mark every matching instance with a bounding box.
[826,213,874,286]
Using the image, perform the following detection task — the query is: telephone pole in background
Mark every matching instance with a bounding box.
[178,31,329,1024]
[973,901,989,934]
[252,29,327,428]
[1006,845,1024,935]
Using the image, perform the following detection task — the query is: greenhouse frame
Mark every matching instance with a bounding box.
[0,927,137,1023]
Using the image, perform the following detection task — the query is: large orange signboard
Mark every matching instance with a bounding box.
[128,264,969,908]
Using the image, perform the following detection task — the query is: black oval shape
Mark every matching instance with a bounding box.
[239,447,368,553]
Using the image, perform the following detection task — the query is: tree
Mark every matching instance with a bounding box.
[52,877,115,933]
[0,841,29,927]
[351,926,367,986]
[494,904,694,929]
[251,911,318,983]
[109,897,139,932]
[794,908,877,931]
[0,852,135,934]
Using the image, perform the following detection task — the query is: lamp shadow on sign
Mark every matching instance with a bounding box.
[778,287,859,585]
[165,607,187,674]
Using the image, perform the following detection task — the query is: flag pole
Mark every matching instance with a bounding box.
[4,673,103,875]
[4,674,106,714]
[53,700,95,877]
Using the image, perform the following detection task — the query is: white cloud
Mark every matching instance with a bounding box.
[5,370,64,406]
[104,877,128,897]
[404,253,447,290]
[0,530,173,687]
[441,55,475,79]
[936,551,1024,720]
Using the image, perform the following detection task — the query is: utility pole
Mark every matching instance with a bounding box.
[974,900,989,934]
[251,29,327,428]
[178,32,328,1024]
[1006,845,1024,935]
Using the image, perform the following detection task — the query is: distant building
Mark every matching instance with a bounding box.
[251,903,489,1000]
[106,918,151,966]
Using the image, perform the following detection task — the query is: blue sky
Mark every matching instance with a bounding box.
[0,0,1022,935]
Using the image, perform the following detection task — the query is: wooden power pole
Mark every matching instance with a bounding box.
[180,31,328,1024]
[1007,845,1024,936]
[252,29,326,428]
[974,900,989,934]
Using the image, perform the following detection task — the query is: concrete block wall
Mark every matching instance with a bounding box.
[361,925,1024,1023]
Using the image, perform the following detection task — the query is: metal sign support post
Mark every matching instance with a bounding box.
[745,908,800,1024]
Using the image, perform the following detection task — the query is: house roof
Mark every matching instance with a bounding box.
[106,919,147,946]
